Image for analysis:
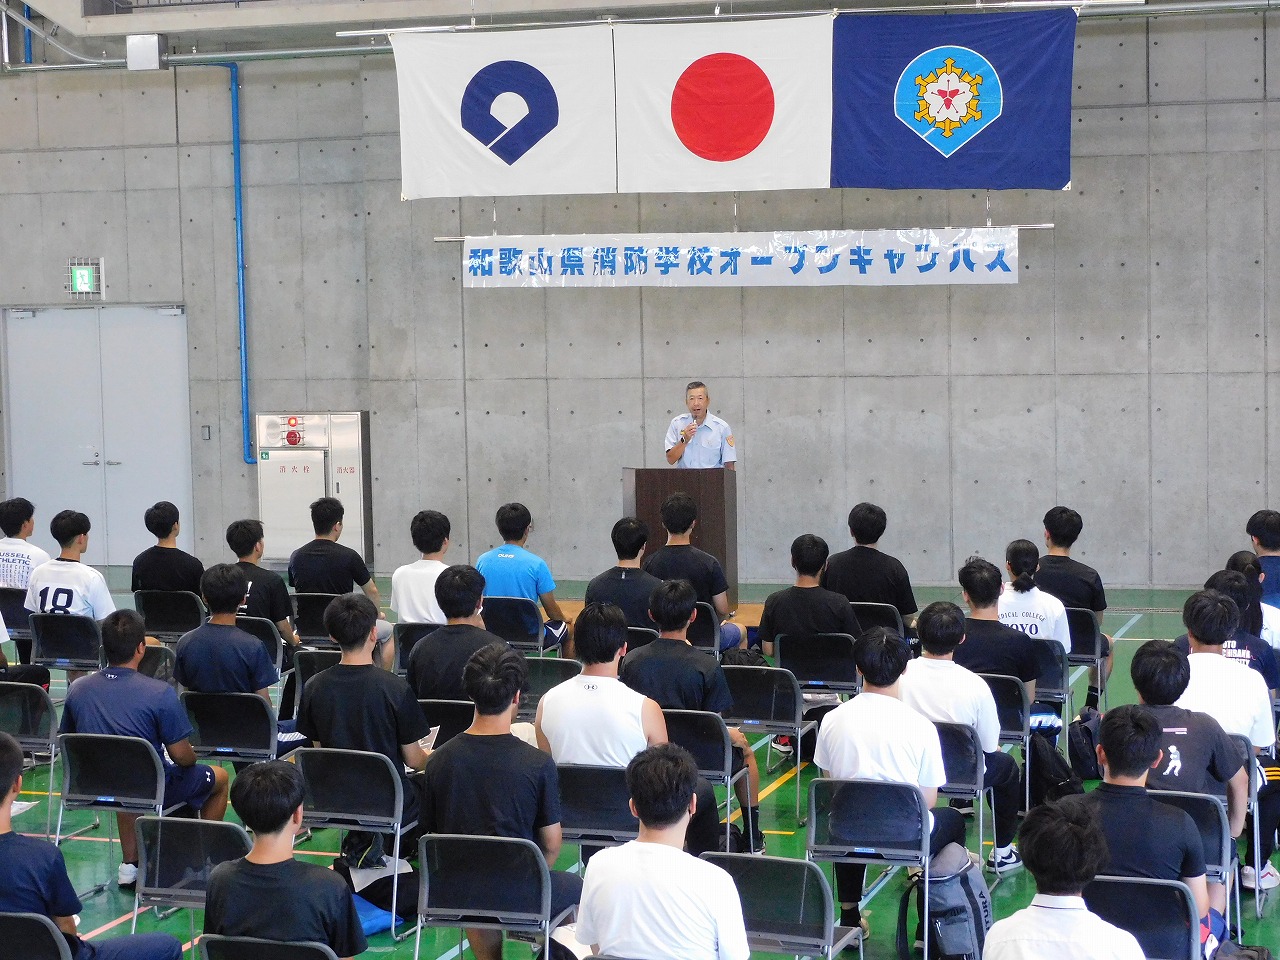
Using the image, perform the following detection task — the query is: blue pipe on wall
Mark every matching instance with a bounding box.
[22,4,31,64]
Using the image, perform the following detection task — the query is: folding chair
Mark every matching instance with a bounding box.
[933,722,995,881]
[30,613,102,687]
[774,633,860,696]
[0,587,33,663]
[292,593,340,646]
[0,681,58,837]
[848,602,900,636]
[625,626,659,652]
[1150,790,1240,938]
[292,748,418,941]
[418,699,473,749]
[55,733,184,900]
[517,657,582,721]
[663,709,751,851]
[132,816,252,954]
[182,691,278,764]
[557,764,639,854]
[394,622,443,675]
[139,644,180,692]
[291,649,341,718]
[721,664,817,822]
[481,596,556,655]
[1065,607,1107,709]
[807,778,933,960]
[686,601,722,656]
[1028,638,1071,750]
[199,935,339,960]
[414,834,576,960]
[235,617,285,677]
[700,852,865,960]
[134,591,207,644]
[1229,733,1268,919]
[0,912,73,960]
[979,673,1032,812]
[1083,876,1199,960]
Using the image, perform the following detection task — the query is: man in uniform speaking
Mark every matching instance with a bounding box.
[665,382,736,470]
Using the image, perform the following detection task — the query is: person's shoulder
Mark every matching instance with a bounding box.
[706,412,732,429]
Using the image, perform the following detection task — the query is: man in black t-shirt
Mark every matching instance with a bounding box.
[407,565,507,701]
[226,519,299,649]
[820,502,918,630]
[953,557,1041,699]
[757,534,861,657]
[585,517,664,629]
[206,760,366,959]
[420,643,580,960]
[131,500,204,594]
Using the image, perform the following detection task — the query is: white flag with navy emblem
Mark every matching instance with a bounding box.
[390,26,617,199]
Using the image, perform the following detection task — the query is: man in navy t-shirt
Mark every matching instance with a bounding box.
[176,564,278,697]
[0,731,182,960]
[1172,570,1280,697]
[475,502,573,656]
[60,610,230,888]
[1247,510,1280,607]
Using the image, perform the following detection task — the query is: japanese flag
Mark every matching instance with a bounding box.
[390,25,617,199]
[613,16,834,194]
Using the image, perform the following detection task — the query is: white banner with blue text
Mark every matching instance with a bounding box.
[462,228,1018,288]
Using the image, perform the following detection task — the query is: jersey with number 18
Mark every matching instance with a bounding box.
[24,558,116,620]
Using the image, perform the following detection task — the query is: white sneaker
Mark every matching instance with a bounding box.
[117,862,138,888]
[1241,863,1280,890]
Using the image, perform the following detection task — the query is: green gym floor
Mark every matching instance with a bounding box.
[21,578,1277,956]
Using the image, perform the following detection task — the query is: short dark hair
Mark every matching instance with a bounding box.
[917,601,966,655]
[0,731,24,799]
[0,498,35,538]
[854,628,912,687]
[1130,639,1190,706]
[1246,509,1280,551]
[323,593,378,651]
[959,556,1002,607]
[1019,799,1110,896]
[1043,506,1083,548]
[310,497,344,536]
[847,502,887,545]
[685,381,707,395]
[660,493,697,535]
[648,579,697,632]
[574,603,628,665]
[50,510,90,547]
[626,743,698,829]
[495,503,532,542]
[201,563,248,615]
[144,501,180,539]
[225,519,264,559]
[102,609,146,665]
[1099,704,1163,778]
[1006,539,1039,593]
[791,534,829,577]
[611,517,649,561]
[229,760,305,835]
[435,564,485,620]
[1182,589,1239,647]
[463,642,529,715]
[410,510,450,555]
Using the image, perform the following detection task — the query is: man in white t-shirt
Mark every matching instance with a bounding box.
[999,540,1070,652]
[390,510,450,625]
[0,497,52,663]
[901,601,1023,874]
[814,628,967,933]
[577,743,749,960]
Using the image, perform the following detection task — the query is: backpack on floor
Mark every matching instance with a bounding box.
[1024,732,1085,808]
[720,647,770,667]
[1068,706,1103,781]
[895,842,992,960]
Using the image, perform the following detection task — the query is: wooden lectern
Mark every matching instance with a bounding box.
[623,468,738,609]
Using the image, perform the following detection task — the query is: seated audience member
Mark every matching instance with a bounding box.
[59,610,229,887]
[756,534,861,657]
[25,510,115,621]
[406,564,506,701]
[584,518,664,630]
[0,732,183,960]
[620,580,763,850]
[1173,570,1280,697]
[0,497,51,662]
[820,502,918,631]
[0,609,48,688]
[641,493,745,651]
[1226,550,1280,651]
[900,601,1022,874]
[998,539,1070,652]
[1175,588,1280,891]
[984,799,1142,960]
[175,564,277,699]
[953,557,1040,702]
[475,502,573,655]
[576,744,750,960]
[296,594,429,826]
[1246,509,1280,607]
[814,628,966,935]
[205,760,366,959]
[227,519,299,649]
[390,509,450,626]
[420,643,580,960]
[130,501,204,594]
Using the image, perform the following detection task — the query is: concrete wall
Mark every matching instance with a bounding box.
[0,12,1275,587]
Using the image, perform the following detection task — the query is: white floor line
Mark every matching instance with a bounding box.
[1113,613,1143,639]
[433,939,470,960]
[1069,665,1088,685]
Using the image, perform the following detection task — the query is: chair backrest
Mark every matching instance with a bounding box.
[774,633,859,691]
[518,657,582,719]
[0,588,31,639]
[292,747,403,831]
[720,665,803,731]
[394,621,443,673]
[0,912,73,960]
[557,764,639,845]
[807,777,929,867]
[182,691,278,762]
[480,597,543,649]
[59,733,165,813]
[134,590,207,637]
[1082,876,1199,960]
[934,721,984,798]
[292,650,342,715]
[418,834,551,925]
[1065,607,1103,661]
[0,681,57,752]
[1229,734,1261,804]
[292,594,339,643]
[849,601,902,636]
[686,602,719,653]
[1148,790,1232,884]
[235,617,284,674]
[135,816,252,909]
[662,709,732,779]
[979,674,1031,740]
[30,614,102,671]
[199,935,339,960]
[699,852,833,953]
[1028,638,1069,701]
[138,644,180,691]
[625,626,659,652]
[418,699,474,749]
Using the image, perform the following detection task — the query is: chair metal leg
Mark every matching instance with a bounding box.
[921,860,930,960]
[390,829,419,942]
[1023,739,1031,813]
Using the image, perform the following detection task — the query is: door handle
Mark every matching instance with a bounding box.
[81,460,100,465]
[106,461,122,466]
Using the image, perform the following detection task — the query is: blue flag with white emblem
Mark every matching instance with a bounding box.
[830,10,1076,190]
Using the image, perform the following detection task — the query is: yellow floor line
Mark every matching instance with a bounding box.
[728,761,804,824]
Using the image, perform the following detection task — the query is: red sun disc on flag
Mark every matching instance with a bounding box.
[670,53,775,162]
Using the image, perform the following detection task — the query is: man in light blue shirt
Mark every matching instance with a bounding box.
[665,382,737,470]
[475,502,573,656]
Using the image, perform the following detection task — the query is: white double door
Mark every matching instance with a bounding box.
[4,305,194,566]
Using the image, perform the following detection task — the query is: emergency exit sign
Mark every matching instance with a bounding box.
[72,265,95,292]
[67,258,103,300]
